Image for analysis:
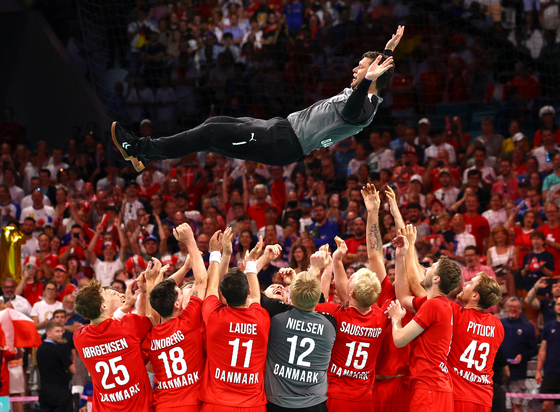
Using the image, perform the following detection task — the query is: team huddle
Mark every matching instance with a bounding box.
[73,184,504,412]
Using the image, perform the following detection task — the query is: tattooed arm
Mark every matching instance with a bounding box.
[362,183,387,283]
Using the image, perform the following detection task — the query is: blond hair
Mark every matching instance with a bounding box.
[289,271,321,311]
[474,272,502,309]
[351,268,381,308]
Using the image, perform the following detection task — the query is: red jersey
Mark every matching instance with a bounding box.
[23,282,43,306]
[201,295,270,407]
[448,302,504,407]
[142,297,204,410]
[345,237,366,254]
[56,283,76,302]
[74,314,153,411]
[375,278,413,377]
[410,296,454,392]
[464,214,490,255]
[315,300,389,401]
[513,227,534,266]
[538,224,560,276]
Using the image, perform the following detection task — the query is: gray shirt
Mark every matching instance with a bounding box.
[261,295,337,408]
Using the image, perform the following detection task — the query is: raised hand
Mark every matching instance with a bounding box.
[400,224,417,248]
[361,183,380,212]
[145,258,162,283]
[209,230,223,253]
[365,55,394,82]
[262,244,282,263]
[248,236,264,261]
[309,250,328,271]
[385,186,399,216]
[388,300,406,322]
[333,236,348,261]
[385,25,405,51]
[221,227,234,255]
[392,235,409,259]
[278,267,296,285]
[173,223,194,244]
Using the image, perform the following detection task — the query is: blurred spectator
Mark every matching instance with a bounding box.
[521,230,555,292]
[441,213,476,267]
[462,245,496,282]
[309,201,339,250]
[525,278,560,325]
[0,278,31,317]
[482,194,507,230]
[464,194,490,253]
[31,281,63,335]
[539,203,560,276]
[532,130,560,173]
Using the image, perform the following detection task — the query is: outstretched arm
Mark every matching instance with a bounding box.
[393,235,416,312]
[400,225,426,298]
[385,187,405,232]
[205,231,223,299]
[388,300,424,348]
[246,239,264,304]
[332,237,349,304]
[362,183,386,283]
[173,223,208,298]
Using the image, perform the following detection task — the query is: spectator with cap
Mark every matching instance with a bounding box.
[85,219,127,286]
[140,234,167,260]
[492,158,520,201]
[433,168,460,210]
[531,129,560,173]
[425,127,456,165]
[0,277,32,317]
[52,264,76,302]
[122,180,145,225]
[535,295,560,412]
[414,117,432,148]
[500,297,538,412]
[534,105,560,147]
[543,150,560,201]
[503,132,530,154]
[526,278,560,325]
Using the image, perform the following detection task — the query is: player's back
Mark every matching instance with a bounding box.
[448,304,504,407]
[316,302,388,401]
[142,296,205,410]
[265,307,337,408]
[410,296,454,392]
[74,314,153,412]
[201,295,270,407]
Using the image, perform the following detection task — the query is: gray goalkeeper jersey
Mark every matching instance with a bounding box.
[287,88,381,155]
[263,303,337,408]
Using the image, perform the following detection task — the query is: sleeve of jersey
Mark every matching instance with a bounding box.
[413,298,435,330]
[202,295,223,324]
[127,313,152,337]
[181,296,203,329]
[315,302,339,315]
[378,277,395,308]
[260,293,293,317]
[412,296,428,312]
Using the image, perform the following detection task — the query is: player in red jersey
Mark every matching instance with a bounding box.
[200,231,270,412]
[141,223,208,412]
[388,232,463,412]
[74,272,154,411]
[406,254,504,412]
[315,234,389,412]
[371,187,416,412]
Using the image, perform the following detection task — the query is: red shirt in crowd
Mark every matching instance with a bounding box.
[23,282,43,307]
[429,167,461,192]
[538,224,560,276]
[248,202,274,229]
[142,297,205,409]
[201,295,270,407]
[533,128,560,147]
[55,284,76,302]
[448,302,504,408]
[74,314,153,412]
[513,226,534,265]
[410,296,453,392]
[464,214,490,255]
[345,237,366,254]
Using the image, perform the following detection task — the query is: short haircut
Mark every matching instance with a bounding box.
[314,201,327,210]
[434,256,462,295]
[253,184,267,194]
[361,51,395,91]
[530,229,545,241]
[75,278,104,320]
[346,174,359,183]
[473,146,486,155]
[220,268,249,307]
[464,245,478,255]
[2,277,15,286]
[474,272,502,309]
[289,271,321,311]
[351,268,381,307]
[52,309,66,319]
[406,202,422,211]
[265,205,278,214]
[505,296,522,307]
[467,169,482,178]
[40,168,51,177]
[150,279,178,318]
[236,213,251,222]
[482,116,495,125]
[45,321,62,334]
[24,217,36,224]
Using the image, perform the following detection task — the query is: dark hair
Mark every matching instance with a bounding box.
[52,309,66,319]
[530,229,546,241]
[361,51,395,91]
[220,268,249,307]
[265,205,278,214]
[314,201,327,210]
[434,256,462,295]
[111,279,126,291]
[467,169,482,178]
[150,279,179,318]
[464,245,478,255]
[237,213,251,222]
[346,174,359,183]
[24,216,36,223]
[406,202,422,211]
[75,278,104,320]
[473,146,487,155]
[40,168,51,177]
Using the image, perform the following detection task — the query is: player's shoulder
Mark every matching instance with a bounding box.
[314,310,338,332]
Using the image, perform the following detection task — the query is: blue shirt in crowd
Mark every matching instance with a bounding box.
[500,316,538,381]
[310,219,339,251]
[542,319,560,376]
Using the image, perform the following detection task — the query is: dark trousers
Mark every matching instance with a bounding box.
[267,401,328,412]
[139,116,304,166]
[491,383,506,412]
[39,384,73,412]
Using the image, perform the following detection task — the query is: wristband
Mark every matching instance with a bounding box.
[245,261,257,274]
[209,251,222,264]
[113,308,126,320]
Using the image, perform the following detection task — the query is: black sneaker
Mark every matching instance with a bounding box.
[111,122,145,172]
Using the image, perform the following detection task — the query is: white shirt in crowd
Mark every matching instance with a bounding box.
[433,187,461,210]
[425,143,456,164]
[462,165,497,185]
[21,195,51,210]
[21,237,39,266]
[2,295,32,318]
[482,208,507,230]
[532,145,560,173]
[93,259,125,287]
[9,185,24,204]
[453,231,476,268]
[20,205,57,226]
[30,300,64,335]
[367,148,395,173]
